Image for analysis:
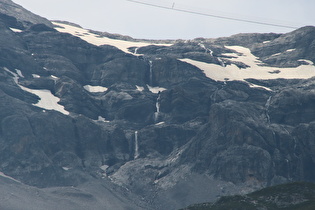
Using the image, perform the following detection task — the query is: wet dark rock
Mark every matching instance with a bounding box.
[251,26,315,67]
[0,13,24,29]
[0,5,315,210]
[0,0,53,27]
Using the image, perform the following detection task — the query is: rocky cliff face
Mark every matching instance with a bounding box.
[0,0,52,27]
[182,182,315,210]
[0,2,315,209]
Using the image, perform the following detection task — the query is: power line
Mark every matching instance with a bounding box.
[126,0,298,30]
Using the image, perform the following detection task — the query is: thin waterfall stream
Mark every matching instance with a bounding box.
[154,92,161,123]
[134,131,139,159]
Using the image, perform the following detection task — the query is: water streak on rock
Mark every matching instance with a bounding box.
[134,131,139,159]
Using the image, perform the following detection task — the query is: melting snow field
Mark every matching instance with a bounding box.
[248,83,272,91]
[53,22,172,54]
[21,86,69,115]
[180,45,315,82]
[9,28,23,33]
[84,85,108,93]
[136,85,144,92]
[147,85,167,94]
[62,167,70,171]
[96,116,110,123]
[0,172,21,183]
[3,68,69,115]
[299,59,314,65]
[32,74,41,78]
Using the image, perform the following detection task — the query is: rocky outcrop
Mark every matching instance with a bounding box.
[0,5,315,209]
[182,182,315,210]
[251,26,315,67]
[0,0,53,27]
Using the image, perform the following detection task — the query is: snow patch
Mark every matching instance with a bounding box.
[248,83,272,91]
[97,116,110,123]
[100,165,109,177]
[3,68,69,115]
[22,87,69,115]
[15,69,24,78]
[62,167,70,171]
[9,28,23,33]
[50,75,59,80]
[298,59,314,65]
[84,85,108,93]
[155,121,165,126]
[0,172,21,183]
[286,49,296,52]
[180,45,315,81]
[136,85,144,92]
[147,85,166,94]
[100,165,109,171]
[53,22,172,54]
[32,74,41,78]
[271,52,281,57]
[263,41,271,44]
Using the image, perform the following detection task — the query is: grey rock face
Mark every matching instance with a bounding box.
[0,0,53,27]
[0,4,315,209]
[251,26,315,67]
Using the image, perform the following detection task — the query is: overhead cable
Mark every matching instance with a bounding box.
[126,0,298,29]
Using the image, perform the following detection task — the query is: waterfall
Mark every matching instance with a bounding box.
[134,47,138,54]
[156,94,161,113]
[265,96,272,124]
[217,57,226,67]
[134,131,139,159]
[198,43,213,56]
[211,88,219,103]
[149,60,153,86]
[285,159,290,180]
[208,48,214,57]
[154,93,161,122]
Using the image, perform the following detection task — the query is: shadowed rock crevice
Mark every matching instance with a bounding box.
[0,3,315,209]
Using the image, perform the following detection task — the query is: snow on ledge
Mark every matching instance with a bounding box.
[180,45,315,81]
[62,167,71,171]
[248,83,272,91]
[3,68,69,115]
[136,85,144,92]
[21,87,69,115]
[271,52,281,57]
[286,49,296,52]
[53,22,172,54]
[32,74,41,78]
[9,28,23,33]
[155,121,165,126]
[100,165,109,171]
[0,172,21,183]
[147,85,167,94]
[96,116,110,123]
[84,85,108,93]
[298,59,314,65]
[100,165,109,177]
[15,69,24,78]
[50,75,59,80]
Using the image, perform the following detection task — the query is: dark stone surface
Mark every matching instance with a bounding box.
[0,5,315,209]
[0,0,53,27]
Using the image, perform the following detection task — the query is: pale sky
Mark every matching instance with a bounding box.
[13,0,315,40]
